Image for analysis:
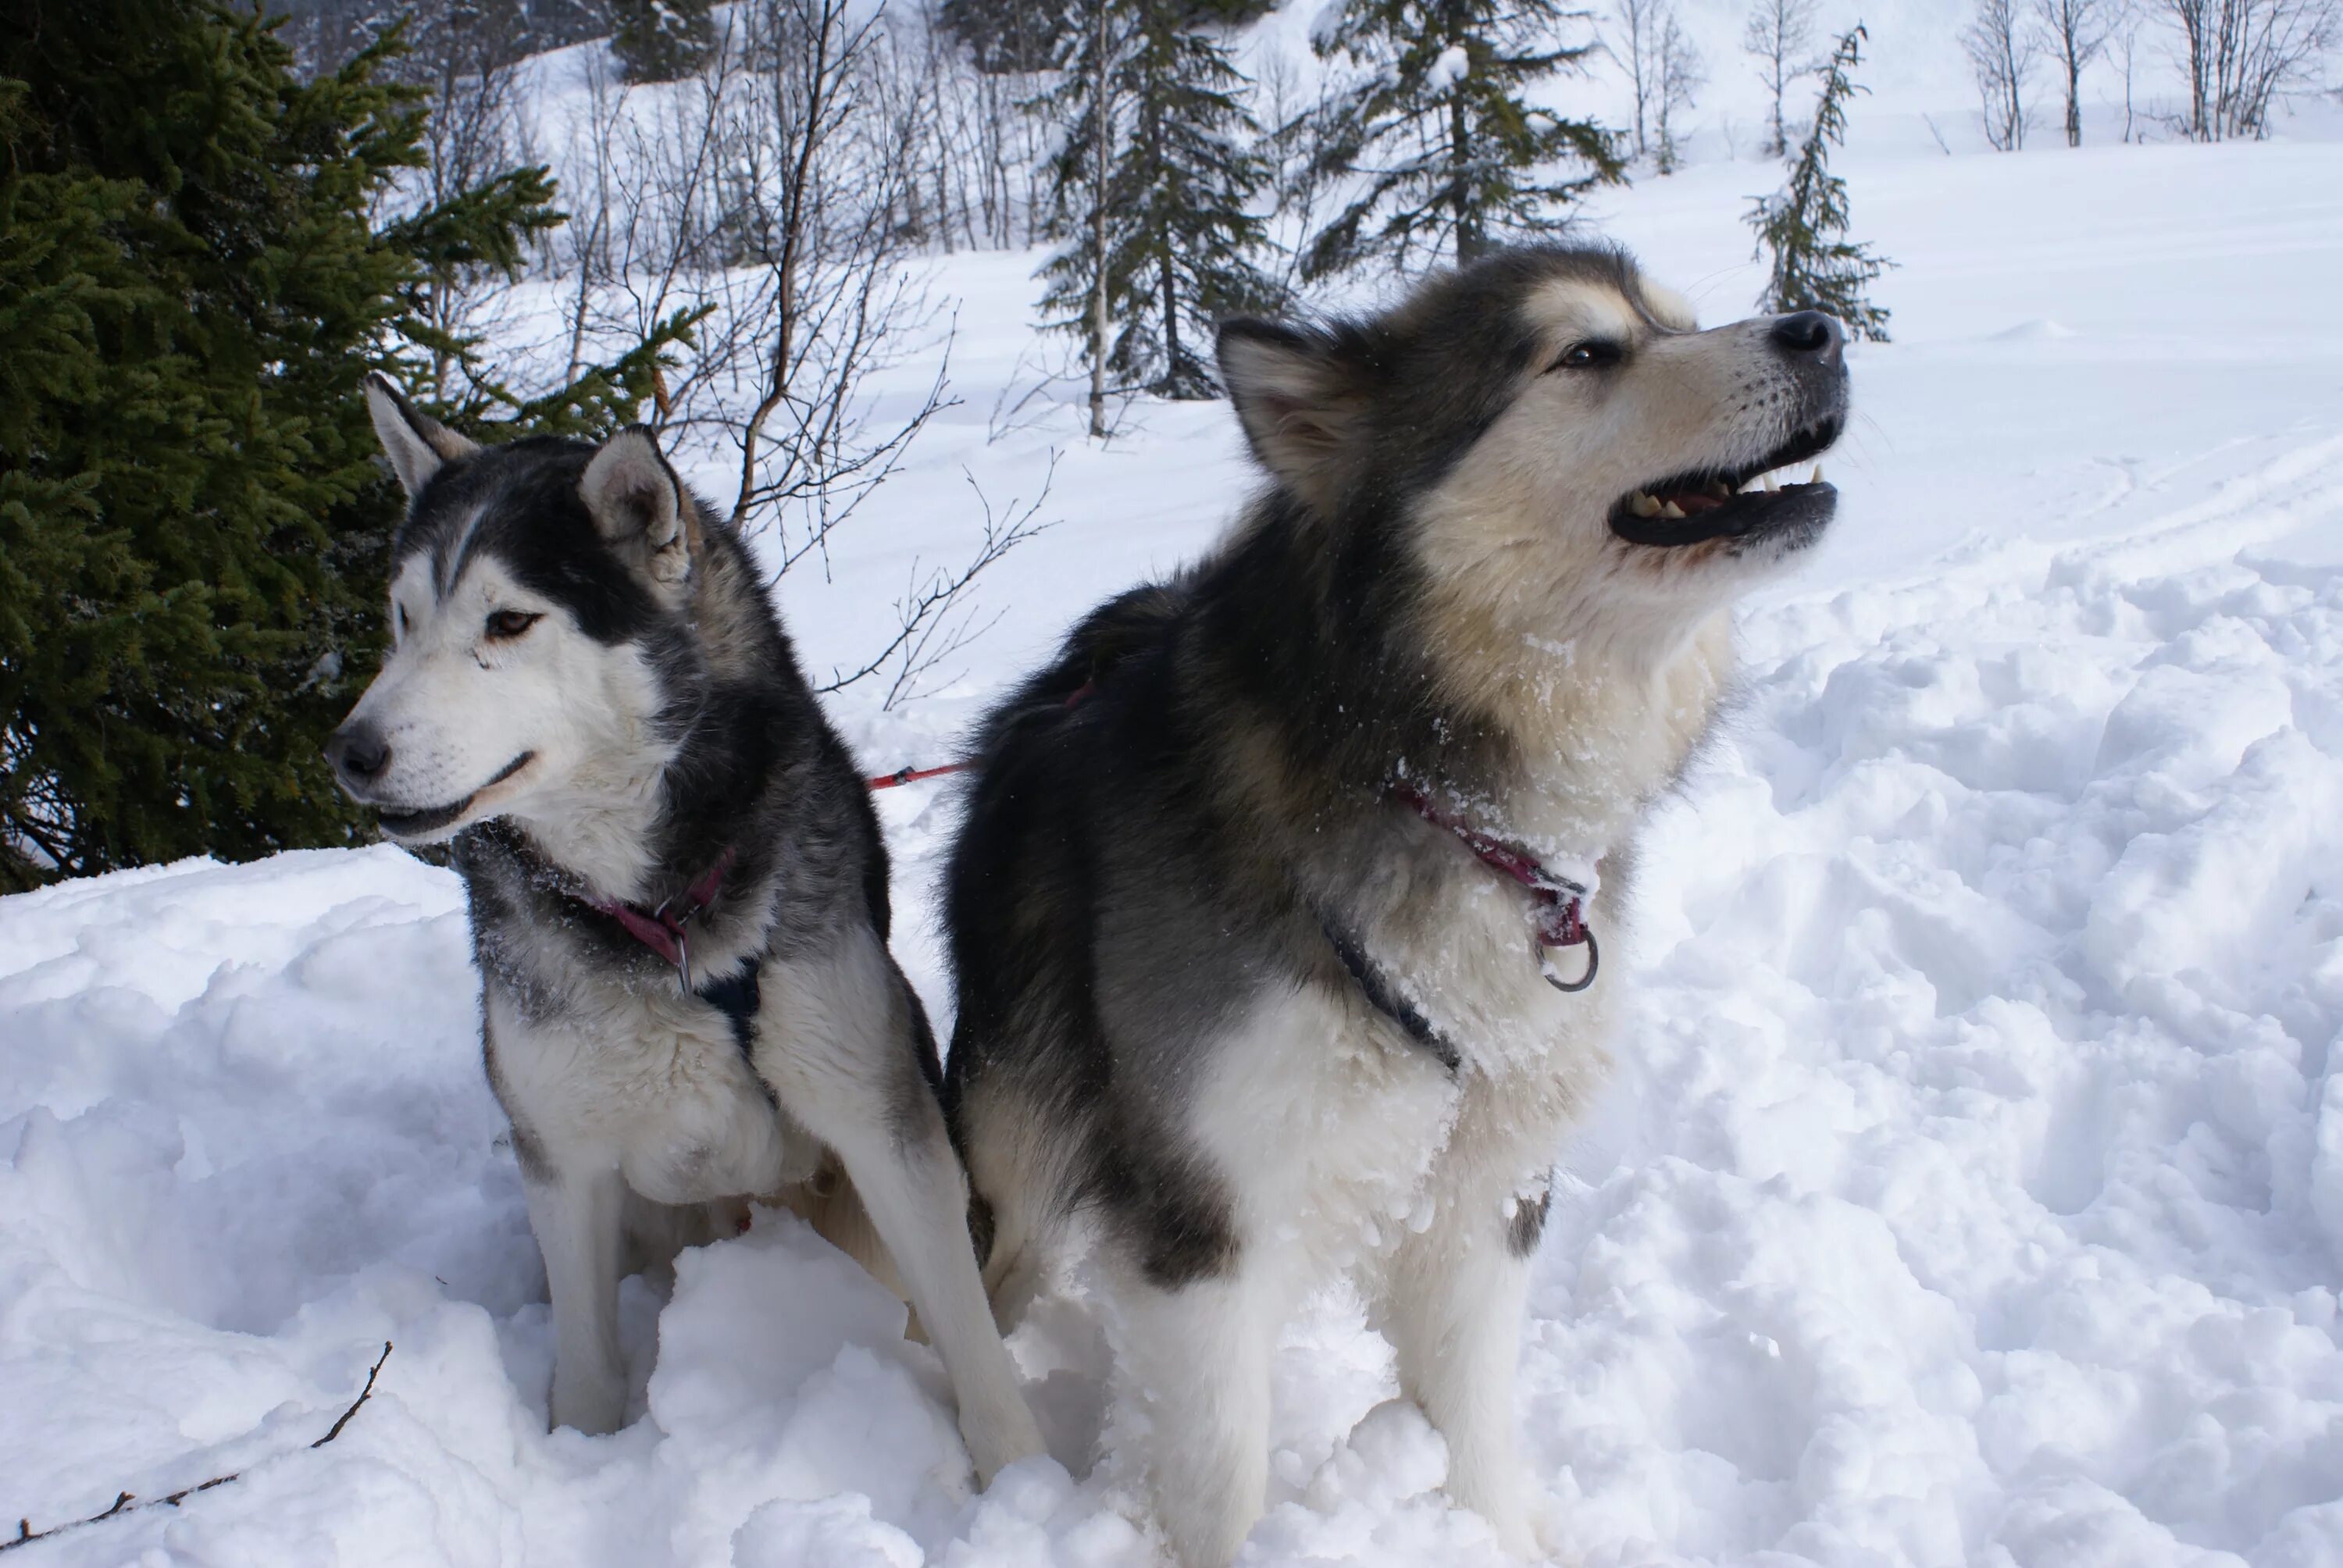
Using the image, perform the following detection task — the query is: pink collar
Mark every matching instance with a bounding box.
[583,846,736,988]
[1393,786,1599,993]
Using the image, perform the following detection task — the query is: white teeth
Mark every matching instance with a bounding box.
[1707,479,1734,500]
[1629,491,1661,518]
[1658,500,1688,520]
[1810,463,1824,483]
[1762,471,1779,491]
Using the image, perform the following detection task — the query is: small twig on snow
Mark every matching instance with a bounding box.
[3,1342,393,1556]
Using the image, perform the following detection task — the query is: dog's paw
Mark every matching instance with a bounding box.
[961,1397,1048,1487]
[549,1372,628,1437]
[1526,1491,1577,1564]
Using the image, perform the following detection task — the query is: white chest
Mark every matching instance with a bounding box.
[484,975,796,1204]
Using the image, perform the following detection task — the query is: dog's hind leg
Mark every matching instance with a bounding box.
[760,929,1046,1484]
[524,1161,630,1434]
[619,1191,751,1298]
[780,1156,897,1283]
[980,1225,1049,1332]
[960,1115,1060,1332]
[779,1157,936,1339]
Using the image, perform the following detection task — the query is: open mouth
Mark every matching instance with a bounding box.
[375,752,534,839]
[1609,415,1844,547]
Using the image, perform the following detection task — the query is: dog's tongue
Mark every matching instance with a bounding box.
[1664,489,1726,514]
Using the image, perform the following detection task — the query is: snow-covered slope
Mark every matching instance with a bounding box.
[6,127,2343,1566]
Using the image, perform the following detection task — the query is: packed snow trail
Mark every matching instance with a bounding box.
[8,123,2343,1563]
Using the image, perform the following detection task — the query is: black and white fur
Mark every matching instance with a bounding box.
[330,380,1042,1480]
[943,246,1849,1561]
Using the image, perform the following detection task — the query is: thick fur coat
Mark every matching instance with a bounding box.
[329,387,1043,1480]
[943,244,1849,1562]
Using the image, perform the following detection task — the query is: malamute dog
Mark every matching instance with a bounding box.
[328,380,1043,1480]
[943,246,1848,1559]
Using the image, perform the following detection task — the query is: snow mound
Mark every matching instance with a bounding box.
[7,440,2342,1563]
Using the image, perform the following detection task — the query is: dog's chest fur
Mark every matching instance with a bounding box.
[464,843,807,1206]
[1260,615,1734,1233]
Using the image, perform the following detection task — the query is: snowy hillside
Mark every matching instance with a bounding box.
[8,47,2343,1568]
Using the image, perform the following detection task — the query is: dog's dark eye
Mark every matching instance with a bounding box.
[483,609,541,642]
[394,603,410,638]
[1550,340,1624,372]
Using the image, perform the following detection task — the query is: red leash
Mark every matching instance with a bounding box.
[868,762,968,789]
[866,679,1094,790]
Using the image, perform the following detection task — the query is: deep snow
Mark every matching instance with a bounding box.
[7,81,2343,1568]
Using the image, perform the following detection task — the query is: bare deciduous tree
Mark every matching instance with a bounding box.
[816,461,1055,707]
[2116,0,2149,137]
[1965,0,2042,148]
[1742,0,1820,155]
[537,1,1044,707]
[1616,0,1660,159]
[861,10,1053,253]
[1257,49,1336,302]
[2162,0,2339,138]
[2035,0,2117,143]
[344,1,573,404]
[1653,11,1706,172]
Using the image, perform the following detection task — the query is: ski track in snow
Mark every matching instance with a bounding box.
[9,127,2343,1568]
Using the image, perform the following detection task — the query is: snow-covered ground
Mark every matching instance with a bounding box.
[8,101,2343,1568]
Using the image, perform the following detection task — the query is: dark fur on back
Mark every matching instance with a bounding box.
[942,247,1649,1281]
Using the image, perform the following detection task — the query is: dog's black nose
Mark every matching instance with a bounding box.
[326,722,390,787]
[1770,311,1844,361]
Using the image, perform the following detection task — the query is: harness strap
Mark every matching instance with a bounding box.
[1321,914,1460,1074]
[694,957,771,1098]
[569,850,772,1093]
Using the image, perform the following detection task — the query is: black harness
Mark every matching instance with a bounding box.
[694,958,764,1065]
[1320,915,1461,1075]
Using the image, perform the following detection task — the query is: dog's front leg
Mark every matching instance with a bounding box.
[1377,1178,1542,1556]
[524,1160,629,1434]
[1112,1265,1279,1567]
[761,931,1044,1484]
[836,1095,1047,1482]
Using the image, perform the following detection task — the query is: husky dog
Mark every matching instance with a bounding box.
[327,379,1043,1481]
[943,246,1849,1560]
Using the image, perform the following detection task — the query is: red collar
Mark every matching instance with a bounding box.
[584,846,736,988]
[1393,786,1599,993]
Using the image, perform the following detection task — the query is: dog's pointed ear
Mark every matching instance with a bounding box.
[1216,318,1374,511]
[364,372,478,496]
[580,426,694,590]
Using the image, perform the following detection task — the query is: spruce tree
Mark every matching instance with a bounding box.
[0,2,686,888]
[1037,0,1275,428]
[1746,23,1892,341]
[609,0,717,83]
[1303,0,1624,280]
[943,0,1268,71]
[942,0,1071,73]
